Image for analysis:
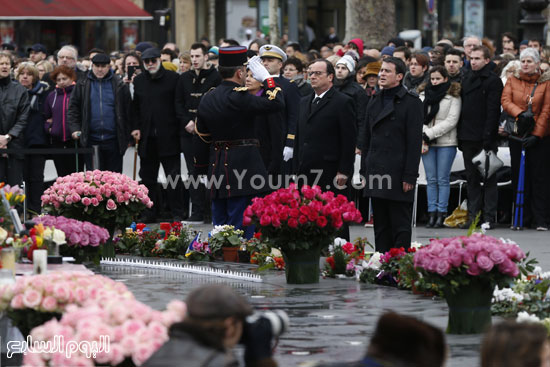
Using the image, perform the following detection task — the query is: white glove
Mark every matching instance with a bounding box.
[283,146,294,162]
[248,55,271,82]
[199,175,208,185]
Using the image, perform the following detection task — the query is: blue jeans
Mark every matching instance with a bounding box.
[422,146,457,213]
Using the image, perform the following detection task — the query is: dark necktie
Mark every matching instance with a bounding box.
[312,96,321,105]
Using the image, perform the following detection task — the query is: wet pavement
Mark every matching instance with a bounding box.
[93,223,550,366]
[97,256,484,367]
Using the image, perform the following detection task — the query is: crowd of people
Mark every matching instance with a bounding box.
[1,29,549,251]
[144,284,550,367]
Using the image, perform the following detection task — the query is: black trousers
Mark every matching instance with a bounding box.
[139,138,185,218]
[51,141,84,177]
[460,140,498,223]
[371,197,413,253]
[85,138,123,173]
[510,136,550,227]
[181,136,206,217]
[0,156,23,186]
[23,152,45,215]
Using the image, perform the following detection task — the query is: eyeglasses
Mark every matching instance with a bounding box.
[307,71,327,77]
[143,58,158,65]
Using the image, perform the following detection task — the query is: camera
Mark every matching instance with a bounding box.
[240,310,290,345]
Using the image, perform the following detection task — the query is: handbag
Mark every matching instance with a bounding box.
[421,140,429,154]
[506,83,538,137]
[472,149,504,180]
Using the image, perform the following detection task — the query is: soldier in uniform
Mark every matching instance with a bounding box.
[259,45,301,174]
[194,47,285,238]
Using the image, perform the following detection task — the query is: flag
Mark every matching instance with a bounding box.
[185,231,202,256]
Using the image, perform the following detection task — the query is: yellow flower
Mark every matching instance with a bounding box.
[36,236,43,247]
[4,192,12,201]
[16,194,25,203]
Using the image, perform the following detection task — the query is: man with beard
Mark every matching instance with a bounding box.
[176,43,222,224]
[334,55,368,152]
[131,48,186,222]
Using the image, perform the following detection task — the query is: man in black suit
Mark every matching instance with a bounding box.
[363,57,423,253]
[294,59,356,239]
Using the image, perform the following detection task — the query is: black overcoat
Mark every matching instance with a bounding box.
[362,85,423,203]
[294,87,356,190]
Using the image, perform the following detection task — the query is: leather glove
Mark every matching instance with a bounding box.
[283,146,294,162]
[422,133,431,143]
[522,135,539,149]
[248,55,271,82]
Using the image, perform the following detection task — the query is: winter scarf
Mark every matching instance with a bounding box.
[423,81,450,125]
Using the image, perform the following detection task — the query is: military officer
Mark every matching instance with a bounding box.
[259,45,301,174]
[194,46,285,238]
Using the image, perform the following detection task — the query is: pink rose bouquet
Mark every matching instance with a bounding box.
[23,298,186,366]
[41,170,153,235]
[0,271,134,336]
[414,234,527,294]
[244,184,362,251]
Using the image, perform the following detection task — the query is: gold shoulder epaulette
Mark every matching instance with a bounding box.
[233,86,249,92]
[266,87,282,100]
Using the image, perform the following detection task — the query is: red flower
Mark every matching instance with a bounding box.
[254,232,262,240]
[260,215,272,226]
[243,216,252,226]
[326,256,335,270]
[289,208,300,218]
[316,216,328,228]
[288,218,298,228]
[298,215,308,225]
[342,242,354,255]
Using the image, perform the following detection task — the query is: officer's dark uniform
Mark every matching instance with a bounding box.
[194,46,285,238]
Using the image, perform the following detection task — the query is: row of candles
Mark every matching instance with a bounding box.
[0,248,47,283]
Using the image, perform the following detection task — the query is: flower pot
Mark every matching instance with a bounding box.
[444,281,493,334]
[282,248,321,284]
[238,250,251,263]
[222,247,239,262]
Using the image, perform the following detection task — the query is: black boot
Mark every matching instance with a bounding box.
[434,212,446,228]
[426,212,436,228]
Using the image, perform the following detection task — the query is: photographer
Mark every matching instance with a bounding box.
[145,285,284,367]
[501,47,550,231]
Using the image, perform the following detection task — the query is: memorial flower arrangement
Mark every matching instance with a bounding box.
[244,184,362,251]
[323,237,368,278]
[25,223,66,261]
[184,240,211,261]
[41,170,153,235]
[413,234,527,294]
[208,225,244,256]
[0,272,133,336]
[23,298,186,367]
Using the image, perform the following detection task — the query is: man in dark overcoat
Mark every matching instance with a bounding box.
[194,47,284,238]
[363,57,423,253]
[130,48,186,222]
[294,59,356,240]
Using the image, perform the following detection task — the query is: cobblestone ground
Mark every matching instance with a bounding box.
[96,224,549,367]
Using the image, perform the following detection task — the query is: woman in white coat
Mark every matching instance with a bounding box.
[418,66,461,228]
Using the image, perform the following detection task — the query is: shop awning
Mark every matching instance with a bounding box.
[0,0,153,20]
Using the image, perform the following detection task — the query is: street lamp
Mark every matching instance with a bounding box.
[519,0,549,41]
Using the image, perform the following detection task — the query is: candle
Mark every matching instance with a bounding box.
[33,250,47,275]
[1,248,15,276]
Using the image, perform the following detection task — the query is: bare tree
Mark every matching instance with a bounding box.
[345,0,396,50]
[269,0,279,45]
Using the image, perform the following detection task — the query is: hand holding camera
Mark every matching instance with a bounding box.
[241,310,289,366]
